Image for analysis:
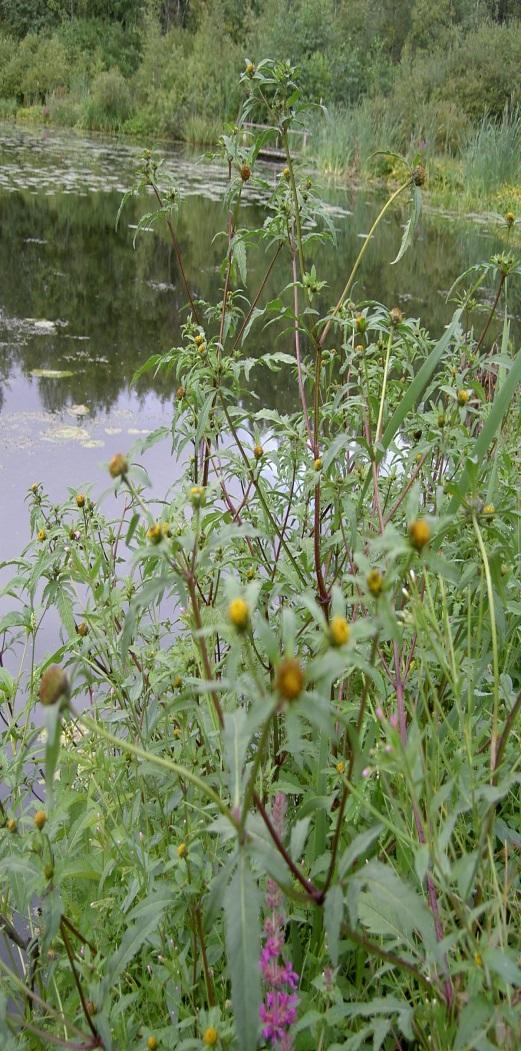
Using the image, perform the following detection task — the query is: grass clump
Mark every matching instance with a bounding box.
[0,60,520,1051]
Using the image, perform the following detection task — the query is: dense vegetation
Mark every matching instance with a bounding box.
[1,61,520,1051]
[1,2,521,209]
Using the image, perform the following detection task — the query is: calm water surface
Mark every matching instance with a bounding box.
[0,123,518,563]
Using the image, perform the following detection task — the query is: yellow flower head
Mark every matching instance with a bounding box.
[228,597,250,632]
[329,616,350,647]
[203,1027,218,1046]
[276,658,304,701]
[147,1038,158,1051]
[34,810,47,830]
[505,211,515,226]
[367,568,384,597]
[483,503,495,516]
[76,493,86,508]
[408,518,431,551]
[457,389,470,406]
[147,522,163,545]
[190,486,205,508]
[177,842,187,859]
[313,457,322,471]
[336,760,345,774]
[253,443,264,460]
[37,529,47,542]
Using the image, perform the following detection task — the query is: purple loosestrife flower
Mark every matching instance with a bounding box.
[259,793,299,1050]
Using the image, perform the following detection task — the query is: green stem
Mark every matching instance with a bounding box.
[76,711,239,830]
[473,515,500,772]
[319,179,411,349]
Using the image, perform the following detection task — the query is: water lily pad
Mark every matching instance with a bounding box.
[31,368,74,379]
[68,404,90,417]
[42,426,90,443]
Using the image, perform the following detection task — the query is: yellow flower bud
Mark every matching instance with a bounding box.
[457,389,470,406]
[276,658,304,701]
[7,818,17,833]
[366,568,384,597]
[76,493,86,508]
[147,1037,158,1051]
[203,1027,218,1046]
[34,810,47,830]
[228,597,249,631]
[108,453,128,479]
[177,842,187,859]
[408,518,430,551]
[329,616,350,647]
[39,665,70,706]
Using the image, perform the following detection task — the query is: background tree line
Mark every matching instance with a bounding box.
[0,0,521,200]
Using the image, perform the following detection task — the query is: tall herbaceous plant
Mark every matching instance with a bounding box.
[1,60,520,1051]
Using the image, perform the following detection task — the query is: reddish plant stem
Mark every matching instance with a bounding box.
[60,921,102,1045]
[253,791,322,902]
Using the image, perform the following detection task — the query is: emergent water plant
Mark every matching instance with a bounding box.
[1,60,520,1051]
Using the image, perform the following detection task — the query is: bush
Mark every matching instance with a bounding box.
[82,68,132,131]
[1,61,520,1051]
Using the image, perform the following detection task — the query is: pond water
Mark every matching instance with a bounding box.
[0,122,518,564]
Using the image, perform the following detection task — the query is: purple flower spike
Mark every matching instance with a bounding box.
[259,793,299,1048]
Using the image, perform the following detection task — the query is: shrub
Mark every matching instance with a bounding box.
[82,68,132,131]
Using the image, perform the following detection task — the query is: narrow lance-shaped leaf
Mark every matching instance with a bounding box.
[224,852,261,1051]
[391,184,422,266]
[448,344,521,513]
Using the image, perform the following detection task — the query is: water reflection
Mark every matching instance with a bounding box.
[0,123,519,559]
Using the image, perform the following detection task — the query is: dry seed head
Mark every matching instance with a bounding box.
[203,1027,218,1046]
[329,616,350,647]
[34,810,47,830]
[408,518,431,551]
[108,453,128,479]
[228,597,250,631]
[39,665,70,706]
[276,658,304,701]
[240,163,251,182]
[76,622,89,637]
[412,164,426,186]
[367,568,384,597]
[176,385,186,400]
[390,306,404,326]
